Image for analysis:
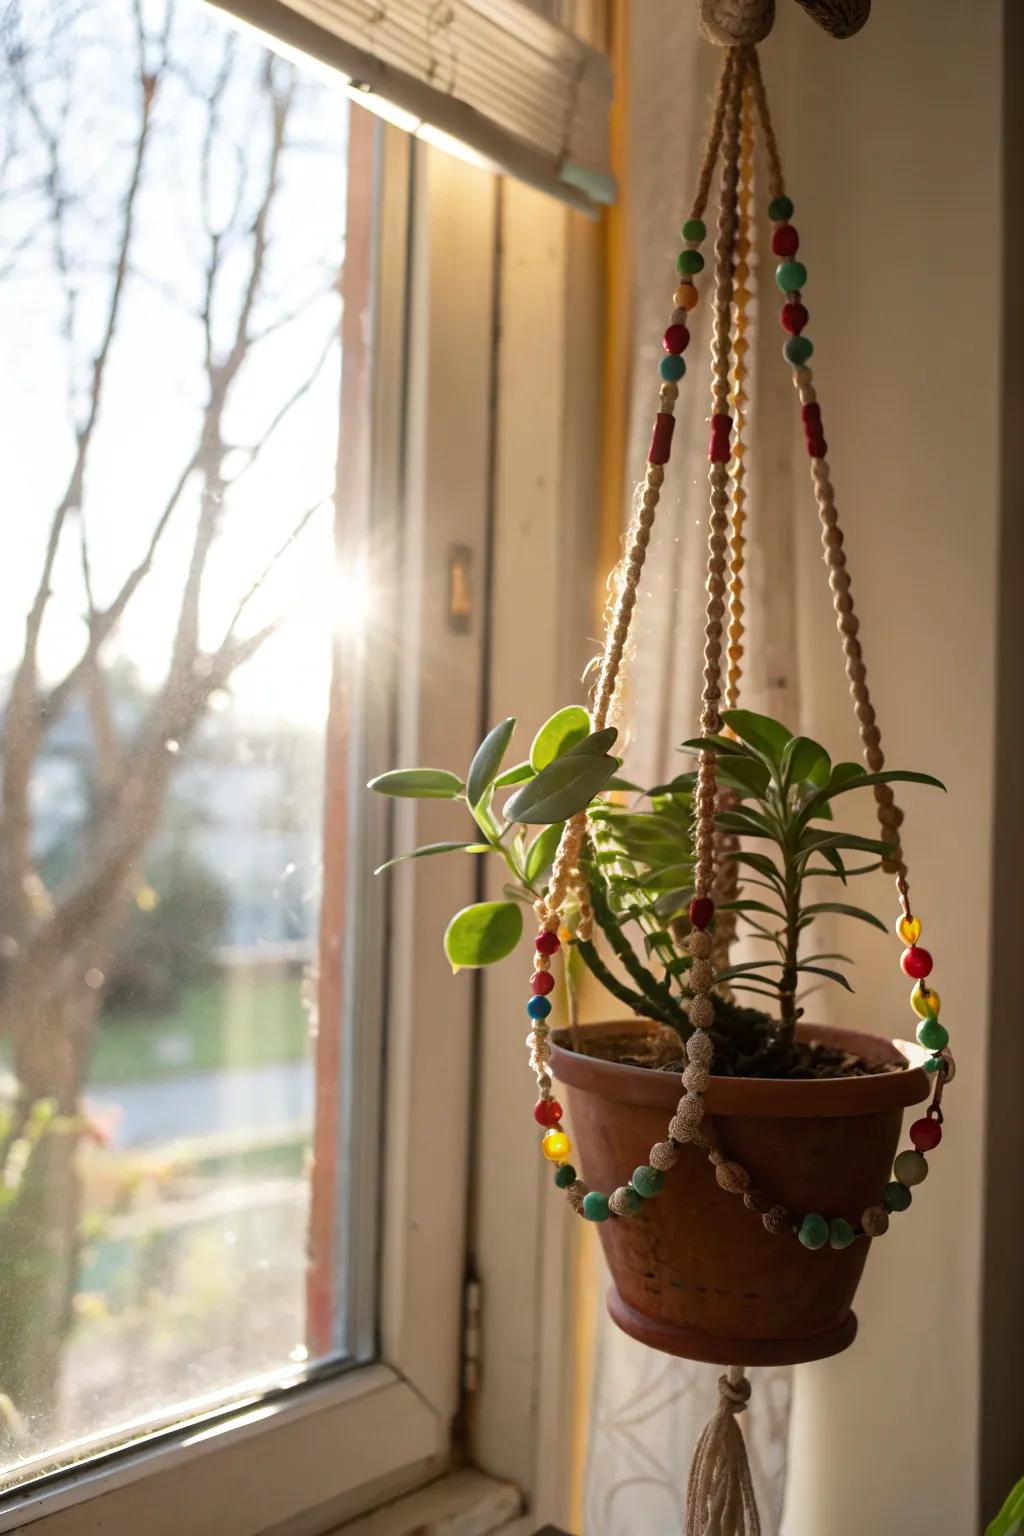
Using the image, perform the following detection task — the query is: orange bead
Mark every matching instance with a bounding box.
[674,284,699,311]
[541,1130,571,1163]
[897,914,922,945]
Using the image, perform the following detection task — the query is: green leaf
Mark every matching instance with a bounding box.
[525,822,565,883]
[375,841,491,875]
[782,735,831,789]
[717,756,771,796]
[801,901,887,932]
[720,709,793,769]
[563,726,619,757]
[368,768,464,799]
[530,706,591,771]
[719,899,787,922]
[731,850,786,885]
[647,772,697,797]
[504,749,618,824]
[444,901,524,971]
[986,1475,1024,1536]
[801,831,896,857]
[606,775,642,792]
[795,962,854,991]
[715,961,785,983]
[466,718,516,808]
[802,768,945,823]
[494,760,534,789]
[679,734,747,757]
[716,808,779,840]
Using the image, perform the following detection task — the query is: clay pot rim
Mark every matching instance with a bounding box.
[550,1018,931,1118]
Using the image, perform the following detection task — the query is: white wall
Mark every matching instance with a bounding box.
[767,3,1003,1531]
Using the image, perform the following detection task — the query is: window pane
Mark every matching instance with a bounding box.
[0,0,383,1485]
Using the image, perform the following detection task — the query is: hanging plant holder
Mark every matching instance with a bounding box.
[522,38,952,1536]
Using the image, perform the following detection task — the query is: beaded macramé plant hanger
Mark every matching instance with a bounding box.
[522,41,954,1536]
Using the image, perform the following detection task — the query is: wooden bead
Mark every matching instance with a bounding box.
[686,1026,714,1065]
[715,1161,751,1194]
[782,301,809,335]
[772,223,799,257]
[763,1205,792,1236]
[682,217,706,242]
[910,1117,942,1152]
[674,283,700,311]
[689,958,713,992]
[648,412,676,466]
[649,1140,679,1172]
[862,1205,889,1237]
[768,194,794,222]
[554,1164,576,1188]
[609,1184,642,1216]
[776,260,807,293]
[688,931,713,960]
[682,1062,710,1094]
[901,945,933,979]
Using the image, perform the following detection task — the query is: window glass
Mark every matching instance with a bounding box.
[0,0,382,1484]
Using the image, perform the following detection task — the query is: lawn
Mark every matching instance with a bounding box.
[88,971,312,1086]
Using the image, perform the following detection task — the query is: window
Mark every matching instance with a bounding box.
[0,0,603,1528]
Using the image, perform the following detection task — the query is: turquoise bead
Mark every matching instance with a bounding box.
[798,1212,829,1250]
[769,195,795,222]
[682,218,707,243]
[582,1191,610,1222]
[884,1180,912,1213]
[784,335,813,366]
[631,1165,664,1199]
[660,355,686,382]
[554,1163,576,1189]
[676,248,705,276]
[776,260,807,293]
[916,1017,949,1051]
[527,995,552,1020]
[924,1055,943,1073]
[829,1217,856,1250]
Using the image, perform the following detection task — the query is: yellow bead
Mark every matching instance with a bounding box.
[910,982,941,1019]
[541,1130,571,1163]
[897,914,922,944]
[674,284,699,311]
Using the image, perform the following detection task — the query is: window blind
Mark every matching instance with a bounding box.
[207,0,616,213]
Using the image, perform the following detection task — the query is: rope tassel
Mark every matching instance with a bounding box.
[686,1367,761,1536]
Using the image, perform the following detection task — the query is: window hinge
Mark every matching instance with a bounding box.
[462,1275,482,1395]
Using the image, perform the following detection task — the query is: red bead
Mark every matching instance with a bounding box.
[531,970,555,995]
[772,224,800,258]
[801,402,822,428]
[533,1099,563,1127]
[535,930,560,956]
[689,897,715,931]
[648,412,675,465]
[806,436,827,459]
[708,413,732,464]
[910,1116,942,1152]
[901,945,934,980]
[782,302,809,335]
[663,323,690,355]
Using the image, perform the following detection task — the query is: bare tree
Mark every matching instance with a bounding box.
[0,0,343,1423]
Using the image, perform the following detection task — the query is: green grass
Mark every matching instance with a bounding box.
[88,973,312,1086]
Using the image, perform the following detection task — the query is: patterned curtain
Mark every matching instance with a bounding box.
[582,4,801,1530]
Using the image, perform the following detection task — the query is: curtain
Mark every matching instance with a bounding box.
[582,4,801,1530]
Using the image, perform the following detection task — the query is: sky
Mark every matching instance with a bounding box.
[1,0,358,728]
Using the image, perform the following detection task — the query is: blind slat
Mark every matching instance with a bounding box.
[208,0,615,213]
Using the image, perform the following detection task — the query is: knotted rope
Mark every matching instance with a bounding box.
[700,0,869,44]
[686,1367,761,1536]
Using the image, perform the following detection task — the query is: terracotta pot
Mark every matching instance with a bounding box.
[550,1019,930,1366]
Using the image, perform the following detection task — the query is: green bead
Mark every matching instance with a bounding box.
[894,1149,929,1187]
[829,1217,856,1250]
[769,194,794,222]
[660,354,686,382]
[554,1163,576,1189]
[798,1212,829,1250]
[682,217,707,243]
[924,1055,943,1073]
[582,1191,610,1222]
[676,248,705,276]
[784,335,814,366]
[916,1017,949,1051]
[884,1180,912,1213]
[631,1165,665,1199]
[776,260,807,293]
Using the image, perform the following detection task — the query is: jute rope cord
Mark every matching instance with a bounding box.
[686,1366,760,1536]
[701,0,870,45]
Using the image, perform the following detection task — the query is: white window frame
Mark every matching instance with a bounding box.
[1,109,604,1536]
